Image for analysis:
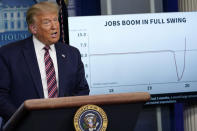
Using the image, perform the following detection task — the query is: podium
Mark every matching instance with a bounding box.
[3,92,150,131]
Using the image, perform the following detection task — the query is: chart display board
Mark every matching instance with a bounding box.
[68,12,197,104]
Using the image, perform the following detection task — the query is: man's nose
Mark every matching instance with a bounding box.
[51,21,58,29]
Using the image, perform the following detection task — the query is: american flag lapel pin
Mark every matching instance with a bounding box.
[62,54,66,58]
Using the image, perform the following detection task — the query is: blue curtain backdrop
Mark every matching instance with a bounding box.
[75,0,101,16]
[163,0,179,12]
[174,103,184,131]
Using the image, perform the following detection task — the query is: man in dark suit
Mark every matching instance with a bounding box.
[0,1,89,124]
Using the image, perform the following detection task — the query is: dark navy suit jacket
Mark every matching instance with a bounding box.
[0,36,89,122]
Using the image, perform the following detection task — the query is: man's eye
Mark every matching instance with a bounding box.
[54,18,58,22]
[43,21,50,25]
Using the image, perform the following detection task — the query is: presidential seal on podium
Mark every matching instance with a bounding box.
[74,104,108,131]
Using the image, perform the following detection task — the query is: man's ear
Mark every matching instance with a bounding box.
[29,24,37,34]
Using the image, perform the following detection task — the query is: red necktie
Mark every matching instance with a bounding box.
[43,46,58,98]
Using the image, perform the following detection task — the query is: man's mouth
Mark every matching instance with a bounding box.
[51,32,58,38]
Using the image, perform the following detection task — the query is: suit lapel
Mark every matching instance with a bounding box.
[55,42,68,97]
[22,37,44,98]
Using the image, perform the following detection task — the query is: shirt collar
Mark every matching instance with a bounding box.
[33,35,55,52]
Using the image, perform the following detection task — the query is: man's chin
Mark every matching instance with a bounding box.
[50,38,60,44]
[45,40,58,45]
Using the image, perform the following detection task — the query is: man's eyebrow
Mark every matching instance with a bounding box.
[42,18,50,21]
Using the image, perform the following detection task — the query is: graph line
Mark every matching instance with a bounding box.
[90,37,188,81]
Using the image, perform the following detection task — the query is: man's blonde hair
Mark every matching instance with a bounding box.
[26,1,59,26]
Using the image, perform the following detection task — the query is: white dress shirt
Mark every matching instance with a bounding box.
[33,36,59,98]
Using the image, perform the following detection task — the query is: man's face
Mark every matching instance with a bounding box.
[30,12,60,45]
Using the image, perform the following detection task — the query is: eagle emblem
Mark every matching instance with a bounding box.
[83,113,99,131]
[74,104,108,131]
